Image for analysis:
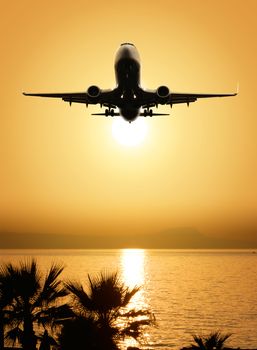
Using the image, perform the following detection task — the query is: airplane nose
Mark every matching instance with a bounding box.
[115,44,140,66]
[120,42,134,46]
[119,47,134,59]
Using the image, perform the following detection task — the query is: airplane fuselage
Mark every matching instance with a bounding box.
[114,43,141,121]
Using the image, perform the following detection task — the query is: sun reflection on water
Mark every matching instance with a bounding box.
[121,249,145,288]
[121,248,148,310]
[120,249,150,349]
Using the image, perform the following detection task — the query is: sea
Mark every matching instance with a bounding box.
[0,249,256,349]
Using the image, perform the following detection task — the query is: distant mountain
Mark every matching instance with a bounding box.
[0,228,255,249]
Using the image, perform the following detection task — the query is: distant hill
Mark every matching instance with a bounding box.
[0,228,255,249]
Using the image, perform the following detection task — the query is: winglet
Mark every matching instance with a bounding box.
[236,82,240,94]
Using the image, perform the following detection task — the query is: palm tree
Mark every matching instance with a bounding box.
[63,272,154,349]
[59,316,103,350]
[0,265,17,350]
[191,331,232,350]
[2,259,71,350]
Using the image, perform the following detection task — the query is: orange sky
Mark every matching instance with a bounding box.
[1,0,256,246]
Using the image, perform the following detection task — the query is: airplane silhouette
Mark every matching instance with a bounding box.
[23,43,237,123]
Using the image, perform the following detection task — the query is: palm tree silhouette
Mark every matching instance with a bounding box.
[59,316,104,350]
[63,272,154,350]
[191,331,232,350]
[2,259,71,350]
[0,264,17,350]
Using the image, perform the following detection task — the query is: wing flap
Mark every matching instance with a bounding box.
[23,89,120,107]
[169,91,237,105]
[23,92,89,104]
[137,88,237,108]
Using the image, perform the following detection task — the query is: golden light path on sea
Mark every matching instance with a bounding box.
[120,249,150,349]
[121,249,145,288]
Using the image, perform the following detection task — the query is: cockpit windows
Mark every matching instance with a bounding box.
[121,43,134,46]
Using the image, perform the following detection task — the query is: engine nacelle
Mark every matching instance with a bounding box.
[87,85,101,100]
[156,85,170,103]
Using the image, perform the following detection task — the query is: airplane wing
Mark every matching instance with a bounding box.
[23,92,90,105]
[139,89,237,108]
[168,91,237,105]
[23,89,119,107]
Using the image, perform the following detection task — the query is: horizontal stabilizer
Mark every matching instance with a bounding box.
[91,113,120,116]
[139,112,169,116]
[92,112,170,117]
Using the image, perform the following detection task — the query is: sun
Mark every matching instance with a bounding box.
[111,118,148,147]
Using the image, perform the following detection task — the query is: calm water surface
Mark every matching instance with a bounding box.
[0,249,256,349]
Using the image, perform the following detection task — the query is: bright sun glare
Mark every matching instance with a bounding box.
[112,118,148,147]
[121,249,145,288]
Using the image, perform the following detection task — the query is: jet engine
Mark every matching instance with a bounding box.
[157,85,170,103]
[87,85,101,101]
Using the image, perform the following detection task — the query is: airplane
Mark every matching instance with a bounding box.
[23,43,237,123]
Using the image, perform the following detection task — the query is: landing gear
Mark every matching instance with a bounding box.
[143,108,153,117]
[105,108,115,117]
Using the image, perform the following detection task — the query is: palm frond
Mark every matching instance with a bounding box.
[36,263,66,306]
[14,259,41,300]
[0,263,17,308]
[191,335,206,350]
[205,331,232,350]
[121,286,140,307]
[5,326,23,344]
[121,309,154,319]
[36,304,75,328]
[38,329,58,349]
[87,272,139,312]
[191,332,232,350]
[65,280,94,312]
[119,318,153,340]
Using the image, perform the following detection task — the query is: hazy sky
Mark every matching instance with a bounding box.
[1,0,256,246]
